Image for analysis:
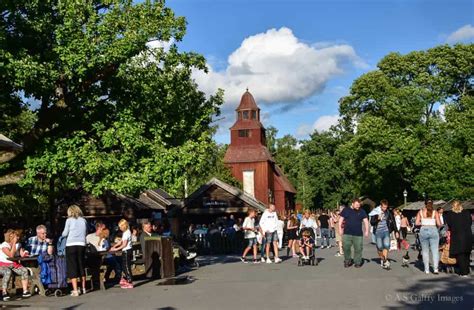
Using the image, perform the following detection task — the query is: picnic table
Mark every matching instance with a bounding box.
[7,256,45,296]
[93,250,123,291]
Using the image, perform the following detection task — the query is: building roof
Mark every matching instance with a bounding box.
[230,120,265,130]
[236,90,260,111]
[55,190,152,217]
[0,134,22,151]
[224,145,275,163]
[399,200,446,211]
[139,188,182,210]
[274,165,297,193]
[184,178,267,212]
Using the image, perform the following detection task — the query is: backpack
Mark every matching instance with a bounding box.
[56,236,67,257]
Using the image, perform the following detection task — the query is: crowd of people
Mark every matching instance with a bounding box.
[0,199,472,301]
[232,198,472,277]
[0,205,198,301]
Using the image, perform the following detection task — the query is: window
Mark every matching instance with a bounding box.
[238,112,242,120]
[243,111,249,119]
[252,110,257,119]
[238,129,249,137]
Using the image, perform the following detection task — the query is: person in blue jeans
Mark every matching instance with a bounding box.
[415,199,442,274]
[370,200,399,269]
[318,211,331,248]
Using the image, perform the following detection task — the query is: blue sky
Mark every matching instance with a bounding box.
[166,0,474,144]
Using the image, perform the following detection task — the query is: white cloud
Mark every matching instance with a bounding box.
[313,114,339,132]
[446,24,474,43]
[193,27,365,110]
[146,39,175,52]
[296,114,340,137]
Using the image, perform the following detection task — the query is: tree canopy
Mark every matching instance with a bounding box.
[0,0,223,217]
[272,44,473,209]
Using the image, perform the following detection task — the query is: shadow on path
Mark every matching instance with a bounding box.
[383,277,473,310]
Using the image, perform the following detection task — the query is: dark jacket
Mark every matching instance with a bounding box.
[370,210,398,234]
[445,210,472,255]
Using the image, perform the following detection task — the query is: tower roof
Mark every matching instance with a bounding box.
[236,90,260,111]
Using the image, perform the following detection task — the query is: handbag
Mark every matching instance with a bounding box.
[440,231,456,265]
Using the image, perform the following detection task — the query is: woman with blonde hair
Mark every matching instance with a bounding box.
[0,230,31,301]
[110,219,133,288]
[444,200,472,277]
[61,205,87,296]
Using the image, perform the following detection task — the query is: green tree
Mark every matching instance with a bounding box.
[265,125,278,155]
[299,128,356,210]
[339,44,474,202]
[0,1,223,216]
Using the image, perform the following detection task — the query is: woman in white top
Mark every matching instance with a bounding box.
[415,200,442,274]
[110,219,133,288]
[0,229,31,301]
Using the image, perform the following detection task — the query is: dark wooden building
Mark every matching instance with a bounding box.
[224,90,296,213]
[182,178,267,223]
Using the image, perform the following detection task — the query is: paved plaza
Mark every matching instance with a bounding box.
[2,236,472,310]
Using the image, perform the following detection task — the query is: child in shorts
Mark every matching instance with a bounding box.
[299,230,315,259]
[240,210,259,264]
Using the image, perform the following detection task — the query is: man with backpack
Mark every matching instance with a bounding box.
[370,200,399,269]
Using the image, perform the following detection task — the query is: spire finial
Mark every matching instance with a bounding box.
[246,87,249,92]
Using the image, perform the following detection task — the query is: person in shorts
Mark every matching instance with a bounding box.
[240,210,259,263]
[259,204,282,264]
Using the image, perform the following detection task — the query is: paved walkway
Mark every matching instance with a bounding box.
[2,236,472,310]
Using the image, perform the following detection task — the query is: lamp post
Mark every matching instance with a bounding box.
[403,189,408,209]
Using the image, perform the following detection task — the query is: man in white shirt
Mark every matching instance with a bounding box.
[86,221,106,252]
[259,204,282,264]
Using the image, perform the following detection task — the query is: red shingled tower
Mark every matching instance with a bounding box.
[224,90,296,212]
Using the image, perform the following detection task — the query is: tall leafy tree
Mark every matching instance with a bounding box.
[339,44,474,201]
[0,1,223,216]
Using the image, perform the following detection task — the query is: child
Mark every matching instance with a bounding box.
[299,230,315,260]
[240,210,259,264]
[110,220,133,289]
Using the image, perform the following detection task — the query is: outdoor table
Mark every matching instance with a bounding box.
[7,256,45,296]
[95,250,122,291]
[143,237,175,279]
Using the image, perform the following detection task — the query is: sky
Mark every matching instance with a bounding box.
[165,0,474,144]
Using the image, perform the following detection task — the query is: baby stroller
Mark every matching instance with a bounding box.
[297,248,316,266]
[412,227,422,261]
[297,228,317,266]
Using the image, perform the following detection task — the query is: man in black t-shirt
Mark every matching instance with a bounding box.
[318,211,331,249]
[339,198,369,268]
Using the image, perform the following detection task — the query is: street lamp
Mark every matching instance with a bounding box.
[403,189,408,209]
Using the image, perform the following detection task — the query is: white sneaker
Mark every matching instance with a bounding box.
[274,257,282,264]
[266,258,272,264]
[261,257,266,263]
[424,270,430,274]
[186,252,197,260]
